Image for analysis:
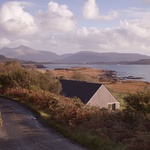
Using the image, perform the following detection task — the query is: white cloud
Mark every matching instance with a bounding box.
[0,1,38,35]
[0,38,10,45]
[48,1,73,18]
[12,39,31,47]
[4,14,150,55]
[120,19,150,38]
[38,1,75,32]
[0,1,150,56]
[83,0,99,19]
[83,0,118,20]
[70,11,150,54]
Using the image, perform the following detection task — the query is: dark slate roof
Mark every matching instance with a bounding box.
[60,79,102,104]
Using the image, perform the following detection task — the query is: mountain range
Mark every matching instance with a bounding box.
[1,45,150,64]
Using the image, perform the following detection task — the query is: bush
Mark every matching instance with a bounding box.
[124,90,150,114]
[71,71,85,81]
[125,132,150,150]
[0,61,61,94]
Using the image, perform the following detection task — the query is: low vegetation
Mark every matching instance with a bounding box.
[0,61,150,150]
[0,61,61,93]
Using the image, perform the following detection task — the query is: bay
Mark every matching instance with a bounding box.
[43,64,150,82]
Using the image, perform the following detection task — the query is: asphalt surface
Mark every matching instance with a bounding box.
[0,97,88,150]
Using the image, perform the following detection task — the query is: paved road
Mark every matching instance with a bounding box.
[0,97,88,150]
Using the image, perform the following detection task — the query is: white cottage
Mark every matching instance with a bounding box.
[60,79,120,110]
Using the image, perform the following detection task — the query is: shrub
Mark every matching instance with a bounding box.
[125,132,150,150]
[0,61,61,94]
[71,71,85,81]
[36,72,61,94]
[124,90,150,114]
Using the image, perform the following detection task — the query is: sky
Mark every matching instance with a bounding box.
[0,0,150,55]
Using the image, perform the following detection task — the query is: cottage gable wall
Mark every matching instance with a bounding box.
[87,85,120,109]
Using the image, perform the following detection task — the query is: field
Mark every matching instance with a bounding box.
[46,67,150,97]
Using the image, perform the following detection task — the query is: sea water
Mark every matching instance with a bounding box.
[43,64,150,82]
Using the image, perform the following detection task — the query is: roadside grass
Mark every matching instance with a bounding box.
[0,93,123,150]
[38,111,123,150]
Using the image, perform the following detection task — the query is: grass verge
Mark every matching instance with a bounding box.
[0,94,123,150]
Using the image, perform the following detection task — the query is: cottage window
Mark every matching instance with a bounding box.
[108,103,116,110]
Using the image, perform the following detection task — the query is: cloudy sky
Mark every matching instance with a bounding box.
[0,0,150,55]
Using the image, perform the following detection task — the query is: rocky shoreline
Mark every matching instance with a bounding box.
[38,66,144,83]
[102,70,143,82]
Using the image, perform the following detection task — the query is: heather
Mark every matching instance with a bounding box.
[0,62,150,150]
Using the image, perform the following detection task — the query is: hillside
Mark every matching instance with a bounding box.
[54,51,150,63]
[1,45,150,63]
[0,55,15,62]
[122,59,150,65]
[0,45,59,62]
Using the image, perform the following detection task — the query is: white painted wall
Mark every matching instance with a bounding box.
[87,85,120,109]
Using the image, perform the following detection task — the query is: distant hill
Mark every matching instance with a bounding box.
[54,51,150,63]
[0,55,15,62]
[0,45,59,62]
[1,45,150,63]
[121,59,150,65]
[0,55,34,64]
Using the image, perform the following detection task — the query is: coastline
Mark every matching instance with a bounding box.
[38,66,144,83]
[38,67,150,97]
[40,63,150,82]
